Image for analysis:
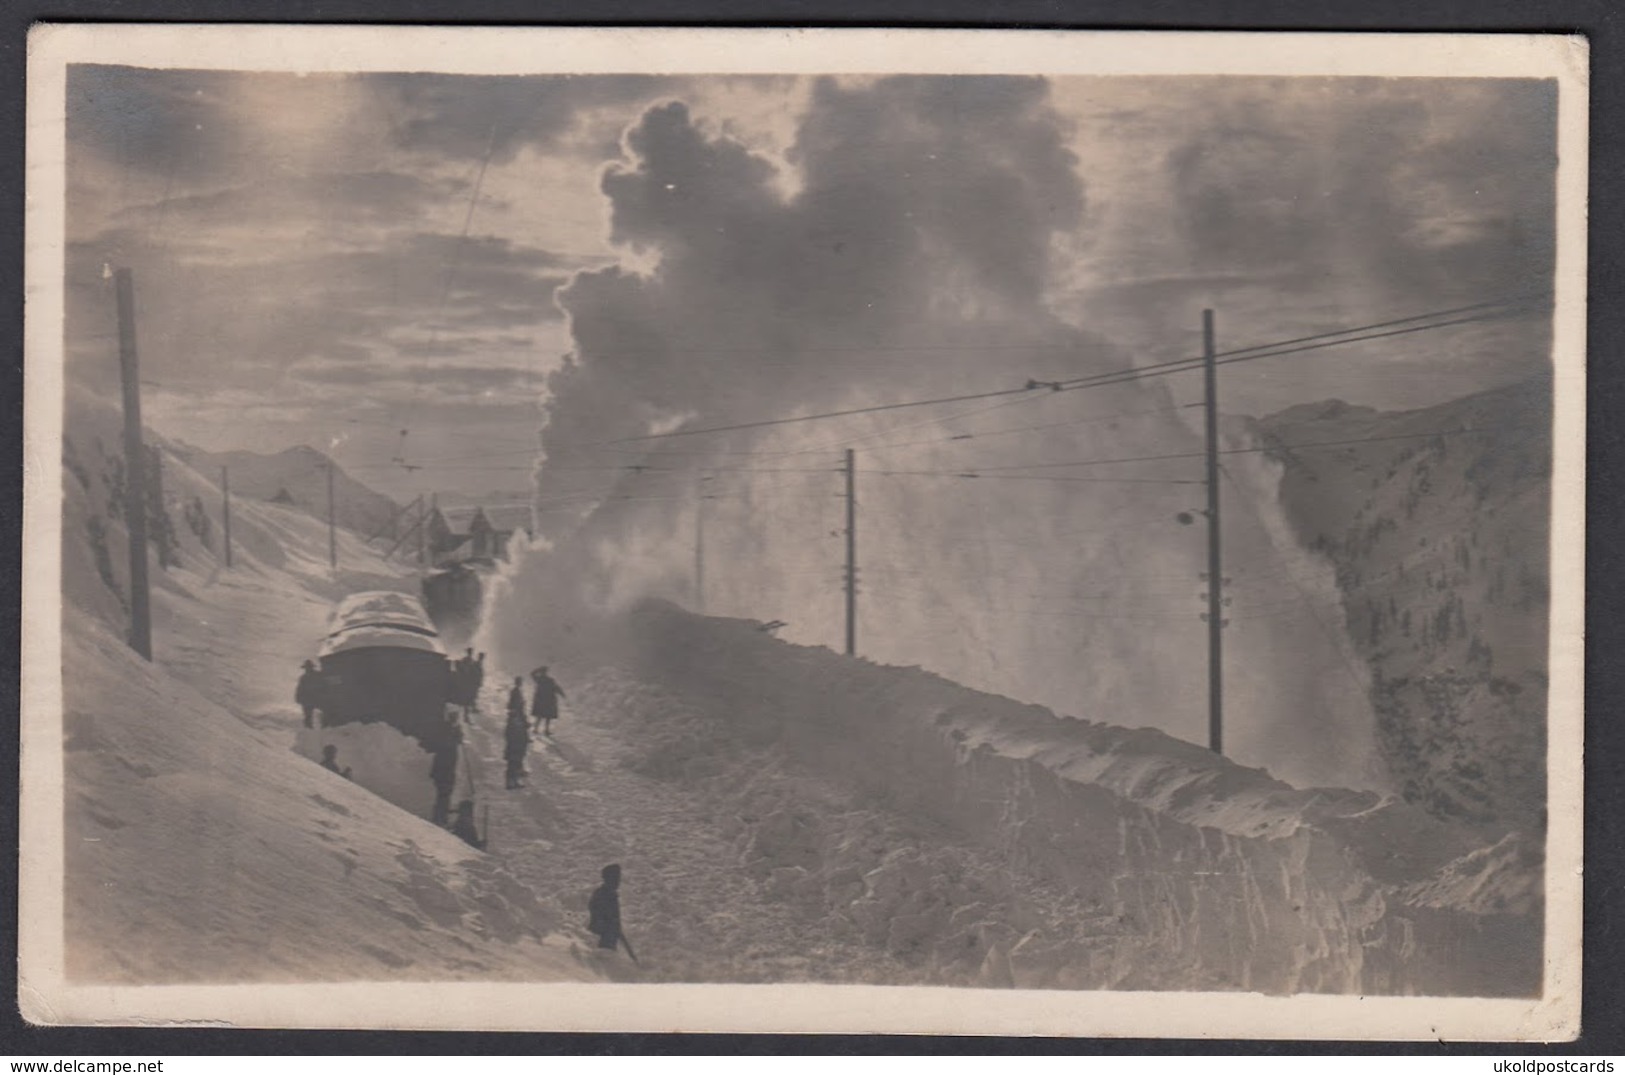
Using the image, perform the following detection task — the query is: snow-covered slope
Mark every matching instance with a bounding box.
[1256,379,1550,830]
[54,387,599,985]
[63,604,589,983]
[507,599,1541,995]
[169,442,403,542]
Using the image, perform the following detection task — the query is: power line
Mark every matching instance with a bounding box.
[857,403,1181,454]
[1052,293,1544,391]
[1045,309,1527,398]
[587,298,1539,448]
[968,424,1530,475]
[329,294,1541,473]
[863,469,1202,485]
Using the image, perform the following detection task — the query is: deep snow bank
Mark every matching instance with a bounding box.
[569,601,1540,995]
[53,387,599,985]
[60,604,592,984]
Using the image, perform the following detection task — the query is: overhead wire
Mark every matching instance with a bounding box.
[327,293,1542,474]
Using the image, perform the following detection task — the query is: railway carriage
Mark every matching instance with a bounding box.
[316,590,454,746]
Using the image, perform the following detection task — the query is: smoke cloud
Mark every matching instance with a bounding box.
[482,76,1402,791]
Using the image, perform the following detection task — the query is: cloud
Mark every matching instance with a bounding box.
[541,78,1100,471]
[378,73,682,162]
[293,361,536,395]
[116,171,466,242]
[1048,76,1557,411]
[67,65,243,179]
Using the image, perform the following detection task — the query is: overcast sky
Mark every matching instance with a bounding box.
[63,68,1556,500]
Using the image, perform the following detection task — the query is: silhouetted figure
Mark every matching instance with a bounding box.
[429,718,462,826]
[319,744,352,779]
[296,660,323,729]
[504,678,530,790]
[450,799,485,850]
[473,652,487,712]
[588,863,624,952]
[455,648,478,722]
[530,665,567,736]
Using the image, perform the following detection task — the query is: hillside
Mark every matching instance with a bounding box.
[47,386,601,990]
[169,442,403,541]
[1256,379,1551,832]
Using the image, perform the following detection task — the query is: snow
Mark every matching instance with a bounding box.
[50,382,1541,999]
[473,597,1542,995]
[293,722,440,820]
[327,590,440,635]
[61,603,593,984]
[320,625,446,659]
[54,388,603,985]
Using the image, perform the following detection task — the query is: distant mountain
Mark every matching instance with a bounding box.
[170,443,403,540]
[1256,378,1551,833]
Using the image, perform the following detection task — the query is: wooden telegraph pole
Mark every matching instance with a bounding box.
[326,462,338,570]
[844,448,857,657]
[694,473,706,613]
[1202,308,1224,755]
[221,466,233,568]
[114,268,152,660]
[418,495,428,567]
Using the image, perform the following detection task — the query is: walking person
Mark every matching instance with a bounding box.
[295,660,323,729]
[588,863,635,962]
[530,665,567,737]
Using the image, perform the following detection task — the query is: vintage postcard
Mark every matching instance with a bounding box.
[20,25,1586,1038]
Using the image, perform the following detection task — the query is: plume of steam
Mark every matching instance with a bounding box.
[483,77,1388,792]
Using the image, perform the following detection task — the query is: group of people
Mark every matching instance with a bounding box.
[449,649,487,722]
[502,666,567,790]
[299,652,631,960]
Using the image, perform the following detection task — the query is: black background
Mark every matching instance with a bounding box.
[0,0,1618,1057]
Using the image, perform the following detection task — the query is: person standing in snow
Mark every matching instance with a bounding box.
[529,665,567,737]
[504,679,530,790]
[588,863,628,954]
[450,799,485,850]
[429,719,462,825]
[455,648,478,723]
[296,660,324,729]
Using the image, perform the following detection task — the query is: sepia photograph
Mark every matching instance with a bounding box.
[20,25,1586,1038]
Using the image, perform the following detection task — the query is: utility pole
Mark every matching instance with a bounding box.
[694,473,706,613]
[221,466,233,569]
[326,462,337,570]
[1202,308,1224,755]
[844,448,856,657]
[114,268,152,660]
[418,494,428,567]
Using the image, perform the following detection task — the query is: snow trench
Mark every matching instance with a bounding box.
[568,600,1541,996]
